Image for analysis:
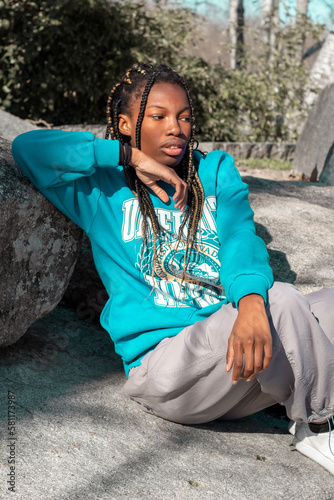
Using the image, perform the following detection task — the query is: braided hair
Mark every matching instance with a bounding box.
[105,63,205,285]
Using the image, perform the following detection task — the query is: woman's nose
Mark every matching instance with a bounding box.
[166,117,181,135]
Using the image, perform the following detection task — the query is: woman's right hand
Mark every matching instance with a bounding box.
[226,294,272,384]
[129,148,188,212]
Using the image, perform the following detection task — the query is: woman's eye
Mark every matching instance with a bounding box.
[180,116,191,122]
[152,115,164,120]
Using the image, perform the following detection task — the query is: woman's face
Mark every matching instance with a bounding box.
[118,82,192,169]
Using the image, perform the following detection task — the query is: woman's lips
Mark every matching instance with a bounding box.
[161,146,184,156]
[160,141,186,157]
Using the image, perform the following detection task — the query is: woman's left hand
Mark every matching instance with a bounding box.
[226,294,272,384]
[129,148,188,211]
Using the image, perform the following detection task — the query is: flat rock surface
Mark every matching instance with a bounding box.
[1,306,334,500]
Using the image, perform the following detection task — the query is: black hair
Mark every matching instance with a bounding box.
[105,63,204,284]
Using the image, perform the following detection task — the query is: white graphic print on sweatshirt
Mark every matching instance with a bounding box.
[122,196,226,308]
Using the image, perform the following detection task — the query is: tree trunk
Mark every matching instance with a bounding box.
[296,0,309,61]
[229,0,245,70]
[261,0,279,61]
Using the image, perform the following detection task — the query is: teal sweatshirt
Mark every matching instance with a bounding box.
[12,130,273,376]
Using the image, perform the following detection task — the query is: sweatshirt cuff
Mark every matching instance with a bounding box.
[228,274,271,308]
[94,138,120,167]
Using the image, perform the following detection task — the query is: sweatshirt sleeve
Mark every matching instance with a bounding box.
[11,129,121,233]
[215,153,274,307]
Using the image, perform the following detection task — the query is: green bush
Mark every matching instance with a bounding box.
[0,0,322,141]
[0,0,209,126]
[0,0,140,124]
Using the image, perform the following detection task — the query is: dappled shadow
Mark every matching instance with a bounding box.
[243,176,334,210]
[0,305,124,420]
[255,222,297,284]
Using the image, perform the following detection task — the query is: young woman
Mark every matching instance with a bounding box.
[12,63,334,475]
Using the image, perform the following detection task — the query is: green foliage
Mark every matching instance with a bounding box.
[0,0,143,123]
[0,0,324,141]
[232,15,323,142]
[193,12,324,142]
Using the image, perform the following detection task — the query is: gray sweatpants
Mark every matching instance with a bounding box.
[124,282,334,425]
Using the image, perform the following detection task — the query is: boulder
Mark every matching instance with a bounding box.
[59,123,107,138]
[0,109,38,142]
[0,136,83,346]
[293,83,334,183]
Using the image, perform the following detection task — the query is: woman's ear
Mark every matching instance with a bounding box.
[118,114,132,137]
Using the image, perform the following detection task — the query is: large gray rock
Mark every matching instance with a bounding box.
[59,123,107,138]
[0,136,83,346]
[293,84,334,183]
[0,109,38,142]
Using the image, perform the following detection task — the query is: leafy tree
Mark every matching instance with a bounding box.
[0,0,139,123]
[0,0,324,141]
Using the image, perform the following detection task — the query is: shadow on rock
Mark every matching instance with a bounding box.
[255,222,297,285]
[0,306,123,421]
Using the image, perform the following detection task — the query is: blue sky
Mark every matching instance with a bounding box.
[182,0,334,28]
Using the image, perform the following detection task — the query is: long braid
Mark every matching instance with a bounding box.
[105,63,205,287]
[134,71,164,281]
[105,82,121,140]
[172,73,205,283]
[135,73,157,150]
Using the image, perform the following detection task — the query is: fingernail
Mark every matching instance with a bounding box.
[232,380,237,385]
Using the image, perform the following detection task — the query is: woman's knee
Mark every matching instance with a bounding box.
[306,287,334,312]
[267,281,308,313]
[306,287,334,343]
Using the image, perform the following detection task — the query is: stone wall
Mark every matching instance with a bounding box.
[198,142,295,161]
